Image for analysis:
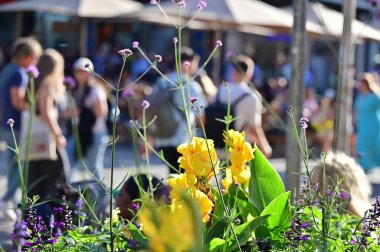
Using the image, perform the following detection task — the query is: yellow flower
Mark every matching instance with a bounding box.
[224,130,254,166]
[222,168,233,191]
[177,137,219,179]
[230,164,251,186]
[191,189,213,223]
[104,207,120,228]
[139,203,195,252]
[167,173,197,202]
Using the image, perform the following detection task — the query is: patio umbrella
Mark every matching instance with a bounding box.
[0,0,143,55]
[119,0,322,34]
[0,0,143,18]
[284,3,380,42]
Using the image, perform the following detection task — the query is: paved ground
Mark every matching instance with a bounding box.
[0,143,379,250]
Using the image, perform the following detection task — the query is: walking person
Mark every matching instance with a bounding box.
[217,55,272,157]
[66,57,109,181]
[27,49,70,201]
[354,72,380,172]
[0,37,42,215]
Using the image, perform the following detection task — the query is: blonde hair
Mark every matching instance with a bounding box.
[311,151,372,217]
[35,49,65,101]
[11,37,42,61]
[360,72,380,98]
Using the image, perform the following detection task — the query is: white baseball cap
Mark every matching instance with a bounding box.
[73,57,94,72]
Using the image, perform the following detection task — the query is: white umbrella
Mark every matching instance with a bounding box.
[0,0,143,18]
[285,3,380,42]
[0,0,143,55]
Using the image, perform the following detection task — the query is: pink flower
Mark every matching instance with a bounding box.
[183,61,191,68]
[142,100,150,109]
[300,117,309,129]
[197,0,207,10]
[7,118,15,127]
[216,40,223,47]
[155,54,163,62]
[150,0,157,4]
[132,41,139,48]
[24,65,39,78]
[173,37,178,44]
[118,48,133,57]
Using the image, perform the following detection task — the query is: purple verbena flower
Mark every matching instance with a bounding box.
[131,203,140,212]
[150,0,157,4]
[173,37,178,44]
[197,0,207,10]
[122,88,135,98]
[183,61,191,68]
[172,0,186,8]
[7,118,15,127]
[299,235,310,241]
[132,41,139,48]
[63,76,76,90]
[142,100,150,110]
[300,116,309,129]
[216,40,223,47]
[118,48,133,58]
[190,97,198,104]
[24,65,39,78]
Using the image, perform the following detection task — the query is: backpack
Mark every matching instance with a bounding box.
[204,91,250,148]
[144,78,181,138]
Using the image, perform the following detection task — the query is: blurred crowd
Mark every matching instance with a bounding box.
[1,36,380,221]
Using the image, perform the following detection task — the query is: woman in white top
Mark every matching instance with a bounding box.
[67,57,108,180]
[28,49,69,200]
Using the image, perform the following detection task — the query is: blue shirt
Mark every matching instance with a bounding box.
[0,63,28,130]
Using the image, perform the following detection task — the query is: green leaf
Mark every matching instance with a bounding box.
[206,220,227,243]
[209,238,226,251]
[249,147,285,213]
[128,222,148,247]
[229,215,269,250]
[256,192,291,239]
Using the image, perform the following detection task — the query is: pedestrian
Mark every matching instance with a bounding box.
[27,49,70,201]
[216,55,272,157]
[66,57,109,181]
[354,72,380,172]
[0,37,42,217]
[147,47,207,174]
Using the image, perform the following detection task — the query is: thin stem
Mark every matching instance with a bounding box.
[142,108,154,198]
[156,2,179,28]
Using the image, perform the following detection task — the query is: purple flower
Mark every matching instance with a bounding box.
[7,118,15,127]
[190,97,198,104]
[216,40,223,47]
[132,41,139,48]
[183,61,191,68]
[299,235,310,241]
[142,100,150,109]
[118,48,133,57]
[131,203,140,212]
[340,192,351,199]
[63,76,76,89]
[351,240,357,245]
[122,88,135,98]
[155,54,163,62]
[197,0,207,10]
[150,0,157,4]
[300,116,309,129]
[300,221,310,229]
[24,65,39,78]
[173,37,178,44]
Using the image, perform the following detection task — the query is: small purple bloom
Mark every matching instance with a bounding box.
[142,100,150,109]
[300,116,309,129]
[216,40,223,47]
[190,97,198,104]
[131,203,140,212]
[155,54,163,62]
[24,65,40,78]
[197,0,207,10]
[132,41,139,48]
[63,76,76,89]
[150,0,157,4]
[183,61,191,68]
[300,221,310,229]
[172,0,186,7]
[299,235,310,241]
[340,192,351,199]
[118,48,133,57]
[351,240,357,245]
[122,88,135,98]
[7,118,15,127]
[173,37,178,44]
